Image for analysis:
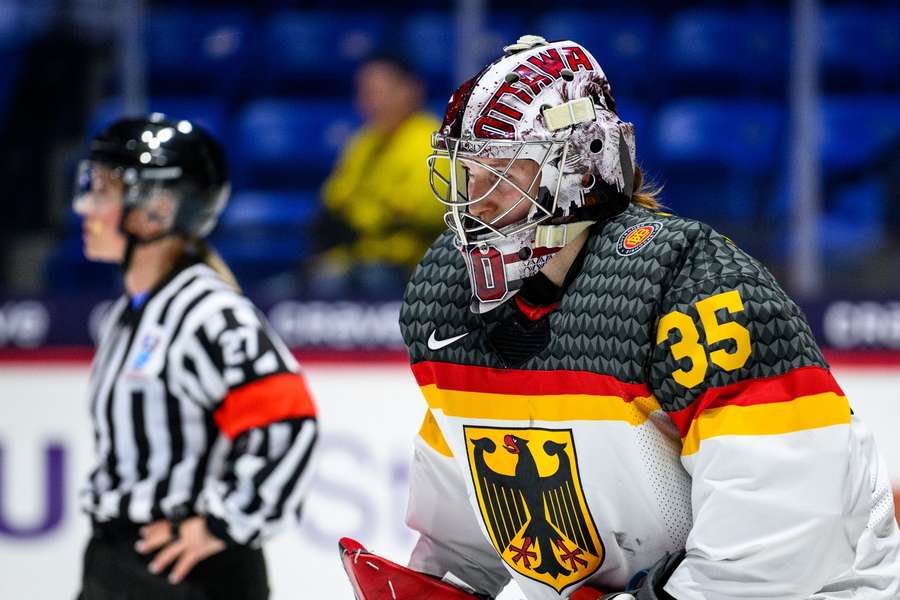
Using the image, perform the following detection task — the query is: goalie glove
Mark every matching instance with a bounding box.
[338,537,488,600]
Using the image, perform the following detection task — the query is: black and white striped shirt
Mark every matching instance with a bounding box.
[81,259,318,546]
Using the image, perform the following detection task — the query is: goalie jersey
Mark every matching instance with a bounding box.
[399,204,900,599]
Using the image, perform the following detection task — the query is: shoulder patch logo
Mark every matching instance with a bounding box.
[616,222,663,256]
[128,331,161,375]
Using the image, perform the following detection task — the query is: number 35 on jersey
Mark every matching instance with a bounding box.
[656,289,752,389]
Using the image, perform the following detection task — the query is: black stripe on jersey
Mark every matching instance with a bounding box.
[254,306,294,373]
[168,289,216,343]
[181,353,206,402]
[189,412,220,503]
[257,427,271,462]
[265,420,317,524]
[151,385,185,521]
[103,316,142,492]
[157,274,200,326]
[240,428,277,514]
[195,325,222,370]
[183,353,199,379]
[239,419,315,520]
[131,390,150,481]
[89,313,127,508]
[241,419,317,545]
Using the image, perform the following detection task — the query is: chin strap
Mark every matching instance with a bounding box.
[117,205,181,273]
[534,220,594,248]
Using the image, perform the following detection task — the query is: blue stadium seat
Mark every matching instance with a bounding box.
[145,9,251,94]
[654,100,785,172]
[86,96,228,140]
[664,10,787,92]
[478,15,527,68]
[259,11,387,91]
[232,99,361,187]
[0,1,54,48]
[209,190,321,285]
[533,11,656,93]
[822,8,900,84]
[214,236,309,263]
[219,190,319,230]
[44,239,120,292]
[821,96,900,170]
[402,12,524,93]
[0,50,19,120]
[403,12,451,84]
[653,100,784,226]
[615,98,652,166]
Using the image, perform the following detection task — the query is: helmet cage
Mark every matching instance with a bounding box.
[427,132,573,247]
[72,159,228,239]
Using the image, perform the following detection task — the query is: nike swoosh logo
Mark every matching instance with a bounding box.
[427,330,470,351]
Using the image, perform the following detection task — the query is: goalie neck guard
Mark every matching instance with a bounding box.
[427,35,636,313]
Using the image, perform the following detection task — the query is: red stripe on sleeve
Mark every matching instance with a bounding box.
[668,365,845,438]
[410,361,650,400]
[214,372,317,439]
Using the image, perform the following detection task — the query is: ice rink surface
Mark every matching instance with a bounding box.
[0,362,897,599]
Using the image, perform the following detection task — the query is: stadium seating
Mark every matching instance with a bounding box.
[820,96,900,171]
[258,11,387,94]
[145,9,251,95]
[86,96,228,140]
[652,100,785,227]
[219,190,319,231]
[34,3,900,297]
[533,11,656,95]
[401,11,524,94]
[44,238,120,292]
[821,8,900,91]
[664,10,788,94]
[654,100,784,172]
[231,98,361,188]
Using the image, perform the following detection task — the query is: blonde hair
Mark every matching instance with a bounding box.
[189,238,241,291]
[630,165,664,211]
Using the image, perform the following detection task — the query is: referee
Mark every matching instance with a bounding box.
[73,115,318,599]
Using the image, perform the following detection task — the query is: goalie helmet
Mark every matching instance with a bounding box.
[427,35,636,313]
[74,114,230,242]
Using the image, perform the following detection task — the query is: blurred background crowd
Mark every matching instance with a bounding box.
[0,0,898,306]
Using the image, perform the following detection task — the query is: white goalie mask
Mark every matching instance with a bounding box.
[427,36,637,313]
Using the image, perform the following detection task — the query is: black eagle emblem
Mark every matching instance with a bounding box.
[470,433,601,582]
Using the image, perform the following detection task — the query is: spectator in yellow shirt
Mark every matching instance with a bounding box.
[311,55,444,299]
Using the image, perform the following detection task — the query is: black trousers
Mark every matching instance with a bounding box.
[78,520,269,600]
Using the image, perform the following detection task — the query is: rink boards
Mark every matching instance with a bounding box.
[0,362,897,599]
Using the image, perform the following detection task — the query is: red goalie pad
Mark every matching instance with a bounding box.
[338,537,479,599]
[569,587,619,600]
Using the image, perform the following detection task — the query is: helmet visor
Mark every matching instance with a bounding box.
[72,160,126,213]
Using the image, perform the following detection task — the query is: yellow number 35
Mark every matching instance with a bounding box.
[655,289,752,388]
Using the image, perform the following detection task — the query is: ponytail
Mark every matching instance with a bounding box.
[630,165,665,211]
[187,238,241,291]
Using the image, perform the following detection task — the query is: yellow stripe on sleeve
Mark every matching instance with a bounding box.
[681,392,852,456]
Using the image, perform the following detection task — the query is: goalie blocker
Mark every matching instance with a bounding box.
[337,538,632,600]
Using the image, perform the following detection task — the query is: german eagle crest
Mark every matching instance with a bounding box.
[464,426,605,592]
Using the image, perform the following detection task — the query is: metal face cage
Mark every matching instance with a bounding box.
[427,133,571,247]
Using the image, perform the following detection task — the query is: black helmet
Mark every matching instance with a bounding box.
[78,113,229,238]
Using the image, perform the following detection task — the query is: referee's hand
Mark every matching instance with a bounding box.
[135,516,227,584]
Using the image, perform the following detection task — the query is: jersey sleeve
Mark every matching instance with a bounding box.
[174,295,318,546]
[648,275,867,598]
[405,410,512,598]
